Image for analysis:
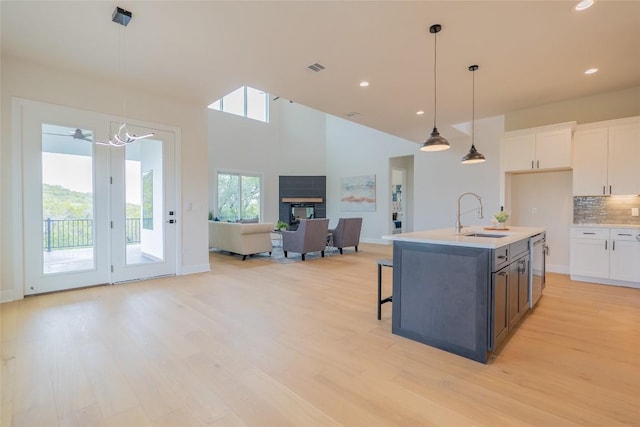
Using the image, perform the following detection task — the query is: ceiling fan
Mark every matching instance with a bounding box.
[43,128,93,141]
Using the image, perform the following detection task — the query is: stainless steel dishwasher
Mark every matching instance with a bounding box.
[529,233,547,307]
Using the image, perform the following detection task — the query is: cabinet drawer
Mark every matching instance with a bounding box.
[571,227,609,239]
[510,239,529,259]
[610,228,640,241]
[494,246,509,270]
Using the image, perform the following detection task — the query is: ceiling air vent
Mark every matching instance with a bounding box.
[307,63,326,72]
[345,112,362,119]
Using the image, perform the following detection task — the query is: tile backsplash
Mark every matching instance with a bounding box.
[574,196,640,225]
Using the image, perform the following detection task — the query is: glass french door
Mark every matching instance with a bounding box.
[22,101,176,295]
[109,123,176,283]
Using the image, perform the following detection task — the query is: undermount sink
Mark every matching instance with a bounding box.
[464,232,509,238]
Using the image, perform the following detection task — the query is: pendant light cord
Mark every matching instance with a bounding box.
[433,30,437,129]
[119,23,126,123]
[471,66,475,146]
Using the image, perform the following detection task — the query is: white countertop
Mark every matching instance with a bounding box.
[383,226,546,249]
[572,223,640,229]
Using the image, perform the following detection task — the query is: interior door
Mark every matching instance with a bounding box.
[109,123,177,283]
[22,103,111,295]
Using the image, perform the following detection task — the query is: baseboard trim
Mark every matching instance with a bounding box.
[179,264,211,275]
[546,264,569,274]
[361,238,391,245]
[570,274,640,289]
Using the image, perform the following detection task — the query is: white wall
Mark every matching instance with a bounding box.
[326,117,415,241]
[209,98,506,245]
[505,86,640,130]
[510,171,572,273]
[326,114,505,242]
[411,116,505,231]
[208,100,326,224]
[1,56,210,301]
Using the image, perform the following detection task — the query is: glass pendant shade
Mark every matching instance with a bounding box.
[420,127,450,151]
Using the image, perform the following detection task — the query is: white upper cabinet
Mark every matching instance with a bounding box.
[502,133,535,172]
[501,123,574,173]
[608,123,640,195]
[572,117,640,196]
[573,128,609,195]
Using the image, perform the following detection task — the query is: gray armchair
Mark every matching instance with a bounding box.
[329,217,362,254]
[282,218,330,261]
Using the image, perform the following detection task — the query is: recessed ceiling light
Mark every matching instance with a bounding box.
[574,0,594,11]
[585,68,599,75]
[416,110,425,115]
[359,81,369,87]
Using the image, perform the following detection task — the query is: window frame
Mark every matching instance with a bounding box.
[215,170,263,222]
[208,86,269,123]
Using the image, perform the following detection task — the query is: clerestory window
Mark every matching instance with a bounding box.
[208,86,269,123]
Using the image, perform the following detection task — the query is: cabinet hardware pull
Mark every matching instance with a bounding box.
[605,240,607,250]
[613,241,616,250]
[531,160,534,169]
[498,255,507,260]
[602,185,606,195]
[609,185,612,194]
[583,232,596,235]
[537,160,539,169]
[618,233,632,236]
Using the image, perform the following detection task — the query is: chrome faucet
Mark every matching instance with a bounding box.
[456,192,484,233]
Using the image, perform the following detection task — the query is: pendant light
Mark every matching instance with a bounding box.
[461,65,486,164]
[420,24,450,152]
[96,7,154,147]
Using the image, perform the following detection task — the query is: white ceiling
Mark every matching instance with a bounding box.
[2,1,639,143]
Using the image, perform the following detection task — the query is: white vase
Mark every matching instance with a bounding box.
[496,222,506,229]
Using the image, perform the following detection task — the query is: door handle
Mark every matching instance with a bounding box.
[166,219,176,224]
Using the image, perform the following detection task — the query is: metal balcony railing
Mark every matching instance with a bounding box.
[43,218,141,251]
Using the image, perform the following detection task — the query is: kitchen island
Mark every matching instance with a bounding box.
[384,226,545,363]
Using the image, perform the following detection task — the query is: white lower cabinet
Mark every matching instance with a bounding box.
[609,230,640,282]
[570,227,640,287]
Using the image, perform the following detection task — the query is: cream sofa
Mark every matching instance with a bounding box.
[209,221,274,260]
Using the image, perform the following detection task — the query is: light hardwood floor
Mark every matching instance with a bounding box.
[1,243,639,426]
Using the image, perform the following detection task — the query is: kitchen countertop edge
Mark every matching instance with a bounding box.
[572,223,640,229]
[383,226,545,249]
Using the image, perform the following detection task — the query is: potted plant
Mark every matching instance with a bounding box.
[275,220,289,231]
[493,211,509,229]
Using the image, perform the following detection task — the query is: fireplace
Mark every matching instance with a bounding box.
[279,175,326,230]
[290,203,315,227]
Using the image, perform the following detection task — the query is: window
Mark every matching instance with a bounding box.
[217,172,262,222]
[208,86,269,123]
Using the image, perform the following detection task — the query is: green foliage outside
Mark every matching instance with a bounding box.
[42,184,140,220]
[217,174,261,221]
[42,184,141,250]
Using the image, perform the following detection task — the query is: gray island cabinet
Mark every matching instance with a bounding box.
[384,226,545,363]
